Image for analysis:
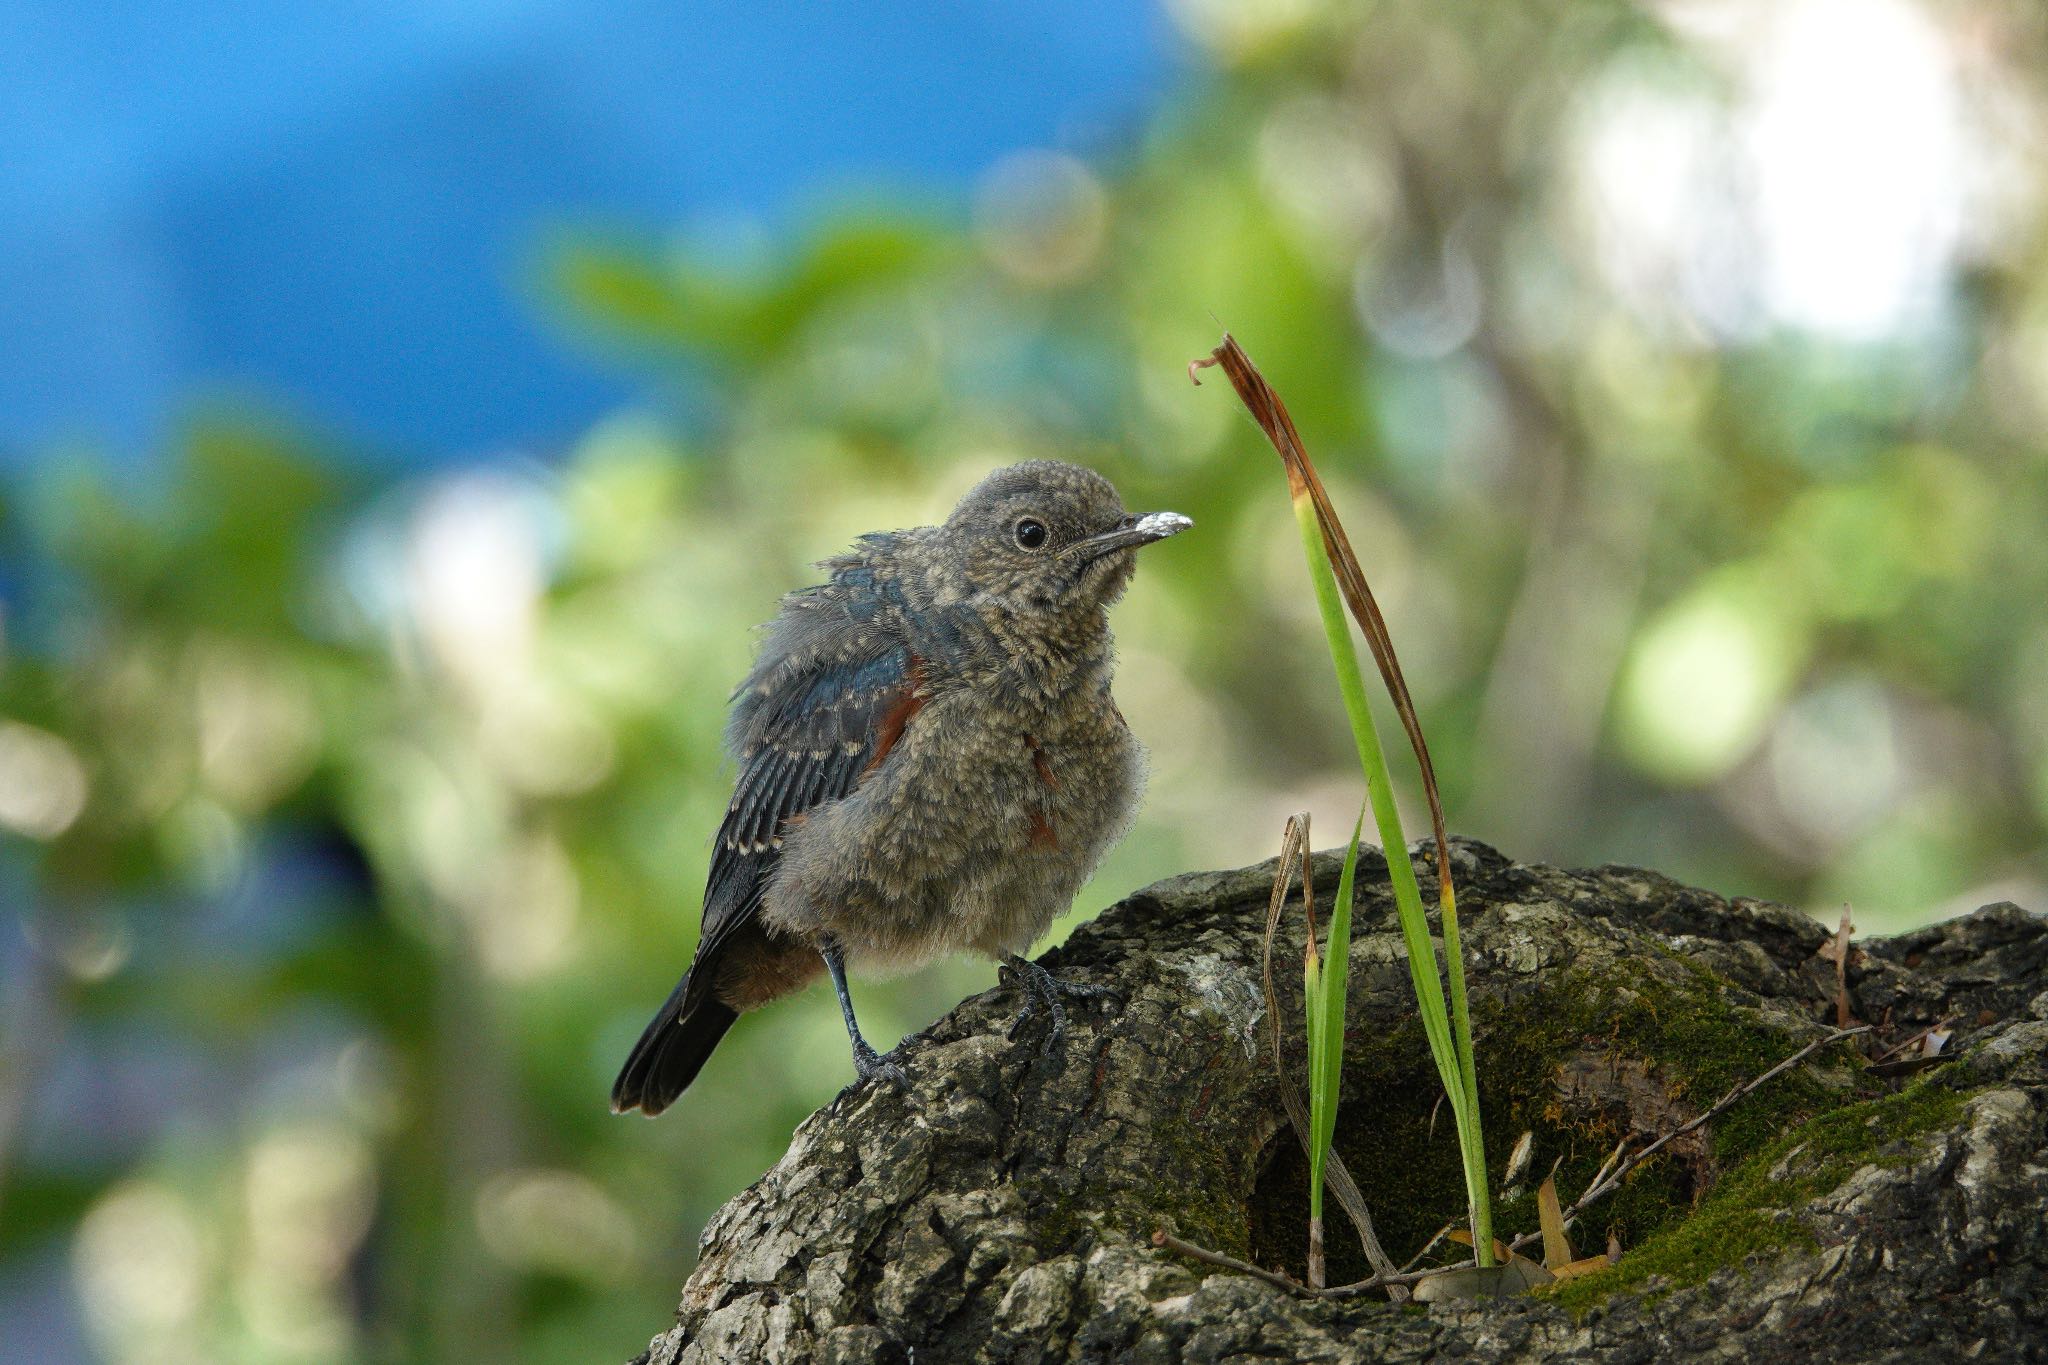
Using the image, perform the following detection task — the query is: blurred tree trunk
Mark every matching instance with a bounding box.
[630,841,2048,1364]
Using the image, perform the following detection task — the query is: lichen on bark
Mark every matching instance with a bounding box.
[632,840,2048,1365]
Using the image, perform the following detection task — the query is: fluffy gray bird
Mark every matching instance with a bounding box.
[612,460,1189,1115]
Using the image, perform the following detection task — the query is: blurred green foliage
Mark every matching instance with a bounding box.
[5,2,2047,1361]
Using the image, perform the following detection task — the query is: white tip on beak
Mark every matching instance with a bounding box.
[1131,511,1193,541]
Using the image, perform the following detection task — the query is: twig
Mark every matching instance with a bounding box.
[1582,1135,1632,1198]
[1152,1230,1471,1299]
[1872,1015,1956,1064]
[1505,1023,1872,1254]
[1152,1229,1307,1297]
[1320,1262,1474,1298]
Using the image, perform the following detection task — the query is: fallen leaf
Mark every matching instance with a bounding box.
[1412,1256,1554,1302]
[1447,1228,1512,1263]
[1552,1255,1614,1281]
[1537,1175,1573,1271]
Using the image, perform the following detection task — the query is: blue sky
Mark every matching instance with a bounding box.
[0,1,1176,467]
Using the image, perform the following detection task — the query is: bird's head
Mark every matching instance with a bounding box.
[937,460,1190,618]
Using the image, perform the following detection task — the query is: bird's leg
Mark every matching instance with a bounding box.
[1000,954,1121,1058]
[820,940,909,1091]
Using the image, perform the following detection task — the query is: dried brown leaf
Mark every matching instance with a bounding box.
[1816,903,1857,1027]
[1552,1254,1614,1282]
[1537,1174,1573,1271]
[1412,1255,1553,1301]
[1195,334,1457,914]
[1446,1228,1512,1263]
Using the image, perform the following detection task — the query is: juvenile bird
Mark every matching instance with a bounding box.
[611,461,1189,1115]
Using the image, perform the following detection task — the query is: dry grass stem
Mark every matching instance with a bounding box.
[1258,816,1404,1296]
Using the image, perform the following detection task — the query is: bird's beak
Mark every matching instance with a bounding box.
[1067,511,1193,562]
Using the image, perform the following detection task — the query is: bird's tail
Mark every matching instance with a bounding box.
[610,974,738,1116]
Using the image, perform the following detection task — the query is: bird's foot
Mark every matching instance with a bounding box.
[850,1037,910,1092]
[1001,955,1121,1059]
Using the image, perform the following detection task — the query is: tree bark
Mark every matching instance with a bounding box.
[631,839,2048,1364]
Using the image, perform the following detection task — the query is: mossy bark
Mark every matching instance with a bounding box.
[631,840,2048,1364]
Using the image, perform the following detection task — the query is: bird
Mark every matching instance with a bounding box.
[610,460,1190,1116]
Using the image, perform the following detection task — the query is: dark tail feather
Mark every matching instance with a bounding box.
[610,976,738,1116]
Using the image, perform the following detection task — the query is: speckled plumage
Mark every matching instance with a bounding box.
[612,461,1189,1115]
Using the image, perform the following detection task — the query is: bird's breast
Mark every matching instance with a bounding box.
[1010,708,1141,852]
[828,667,1140,857]
[764,684,1144,968]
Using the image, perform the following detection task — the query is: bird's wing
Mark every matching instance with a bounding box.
[685,581,924,1006]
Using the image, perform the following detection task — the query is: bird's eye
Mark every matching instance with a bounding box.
[1013,517,1048,550]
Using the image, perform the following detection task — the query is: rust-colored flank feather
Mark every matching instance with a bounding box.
[864,654,928,776]
[1025,734,1060,790]
[1025,734,1060,848]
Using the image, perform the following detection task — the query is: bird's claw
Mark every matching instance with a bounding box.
[850,1038,910,1092]
[1001,956,1121,1059]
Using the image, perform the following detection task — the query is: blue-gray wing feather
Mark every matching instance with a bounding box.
[682,580,919,1010]
[613,542,934,1112]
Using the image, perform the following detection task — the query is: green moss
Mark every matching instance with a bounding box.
[1161,1091,1275,1254]
[1035,1088,1264,1260]
[1248,957,1863,1285]
[1600,954,1847,1164]
[1547,1077,1966,1315]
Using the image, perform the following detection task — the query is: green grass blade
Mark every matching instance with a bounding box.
[1205,333,1493,1269]
[1309,809,1366,1191]
[1303,926,1324,1237]
[1304,808,1362,1288]
[1291,490,1493,1265]
[1438,883,1491,1260]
